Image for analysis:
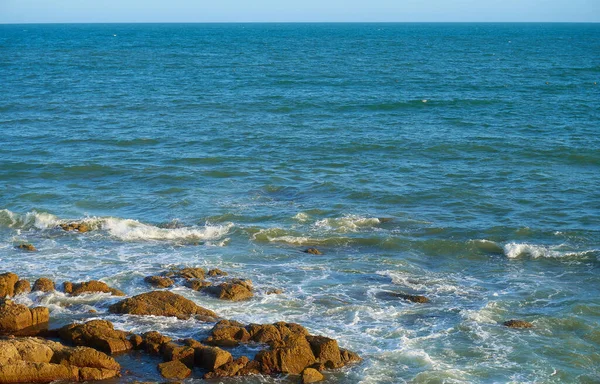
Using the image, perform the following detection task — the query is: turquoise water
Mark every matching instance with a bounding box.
[1,23,599,383]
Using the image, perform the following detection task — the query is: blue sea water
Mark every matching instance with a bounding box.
[1,23,599,383]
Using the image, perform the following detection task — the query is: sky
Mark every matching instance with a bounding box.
[1,0,599,23]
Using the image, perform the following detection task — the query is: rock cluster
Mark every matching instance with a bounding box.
[16,243,36,252]
[108,291,217,320]
[63,281,125,296]
[59,222,90,233]
[0,300,49,335]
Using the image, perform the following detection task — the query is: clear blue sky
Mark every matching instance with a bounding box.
[1,0,598,23]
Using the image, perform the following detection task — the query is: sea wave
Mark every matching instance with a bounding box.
[503,242,597,259]
[313,215,382,232]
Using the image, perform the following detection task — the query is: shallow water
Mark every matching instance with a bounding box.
[1,23,599,383]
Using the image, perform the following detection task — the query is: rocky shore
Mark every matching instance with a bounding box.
[0,265,362,383]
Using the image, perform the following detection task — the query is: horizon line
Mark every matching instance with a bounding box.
[2,21,599,25]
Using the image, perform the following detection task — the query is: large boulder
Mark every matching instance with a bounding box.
[0,337,119,382]
[13,280,31,296]
[141,331,172,355]
[302,367,324,383]
[205,279,253,301]
[196,345,233,371]
[254,334,316,375]
[168,267,206,280]
[32,278,55,293]
[59,320,132,354]
[63,281,125,296]
[0,273,19,298]
[306,335,342,368]
[108,291,217,320]
[185,279,212,291]
[157,360,191,380]
[162,343,195,368]
[0,300,49,335]
[144,276,174,288]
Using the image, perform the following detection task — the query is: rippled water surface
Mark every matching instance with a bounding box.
[1,23,600,383]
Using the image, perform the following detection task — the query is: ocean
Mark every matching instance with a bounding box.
[1,23,599,383]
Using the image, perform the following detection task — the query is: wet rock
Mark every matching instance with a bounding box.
[340,348,362,365]
[207,268,228,277]
[16,243,36,252]
[63,280,125,296]
[255,334,316,375]
[129,334,144,349]
[174,267,206,280]
[302,367,324,383]
[503,319,533,328]
[0,337,119,382]
[266,288,283,295]
[205,320,250,347]
[59,223,90,233]
[144,275,174,288]
[158,360,191,379]
[32,278,55,293]
[378,217,394,223]
[0,272,19,298]
[196,345,232,371]
[13,280,31,296]
[108,291,217,320]
[185,279,212,291]
[0,300,49,335]
[203,356,250,379]
[378,291,429,303]
[59,320,133,354]
[306,335,342,368]
[205,279,253,301]
[142,331,172,355]
[303,248,322,255]
[162,343,195,368]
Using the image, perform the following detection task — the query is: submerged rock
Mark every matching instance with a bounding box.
[207,268,228,277]
[0,273,19,298]
[109,291,217,320]
[185,279,212,291]
[59,320,133,354]
[0,300,49,335]
[144,275,174,288]
[63,280,125,296]
[377,291,429,303]
[0,337,120,382]
[503,319,533,328]
[16,243,36,252]
[303,248,322,255]
[32,278,55,293]
[59,223,90,233]
[205,279,253,301]
[171,267,206,280]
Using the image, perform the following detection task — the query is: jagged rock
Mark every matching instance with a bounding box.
[185,279,212,291]
[129,334,143,349]
[162,343,195,368]
[63,281,125,296]
[13,280,31,296]
[0,300,49,335]
[340,348,362,365]
[266,288,283,295]
[108,291,217,320]
[172,267,206,280]
[142,331,172,355]
[59,320,132,354]
[196,345,232,371]
[32,278,55,293]
[306,335,342,368]
[144,276,174,288]
[205,320,250,347]
[16,243,36,252]
[207,268,228,277]
[303,248,322,255]
[59,223,90,233]
[0,273,19,298]
[0,337,119,382]
[255,334,316,375]
[203,356,250,379]
[503,319,533,328]
[302,367,324,383]
[157,360,191,379]
[205,279,253,301]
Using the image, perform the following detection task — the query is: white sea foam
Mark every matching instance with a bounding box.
[503,242,596,259]
[0,209,61,229]
[314,215,381,232]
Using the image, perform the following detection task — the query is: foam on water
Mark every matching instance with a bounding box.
[503,242,598,259]
[314,215,381,232]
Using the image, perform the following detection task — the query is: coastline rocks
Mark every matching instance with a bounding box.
[32,278,55,293]
[13,280,31,296]
[185,279,212,291]
[255,333,317,375]
[205,279,253,301]
[59,223,90,233]
[302,367,324,383]
[144,276,174,288]
[377,291,429,303]
[208,268,228,277]
[141,331,172,355]
[63,281,125,296]
[503,319,533,328]
[169,268,206,280]
[0,300,49,335]
[157,360,191,380]
[59,320,133,354]
[108,291,217,320]
[303,248,322,255]
[16,243,36,252]
[162,343,195,367]
[0,273,19,298]
[0,337,120,382]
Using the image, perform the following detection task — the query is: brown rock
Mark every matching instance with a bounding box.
[108,291,217,320]
[16,243,36,252]
[32,278,55,293]
[255,334,316,375]
[205,320,250,347]
[13,280,31,296]
[378,291,429,303]
[157,360,191,380]
[142,331,172,355]
[59,222,90,233]
[303,248,322,255]
[63,280,125,296]
[59,320,132,354]
[196,345,232,371]
[162,343,195,368]
[207,268,228,277]
[205,280,253,301]
[0,300,49,335]
[129,334,143,349]
[144,275,174,288]
[203,356,250,379]
[175,267,206,280]
[266,289,283,295]
[302,367,324,383]
[503,319,533,328]
[340,348,362,365]
[185,279,212,291]
[0,272,19,298]
[306,335,342,368]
